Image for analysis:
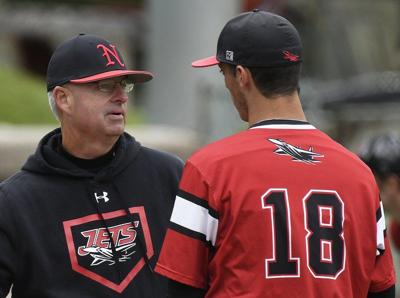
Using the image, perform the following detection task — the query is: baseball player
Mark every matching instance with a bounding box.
[155,10,396,298]
[359,133,400,251]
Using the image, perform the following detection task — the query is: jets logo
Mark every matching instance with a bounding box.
[268,138,324,164]
[77,221,139,266]
[63,207,153,293]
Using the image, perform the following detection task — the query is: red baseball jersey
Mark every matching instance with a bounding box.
[156,120,396,298]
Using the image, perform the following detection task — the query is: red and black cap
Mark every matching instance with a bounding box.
[192,10,302,68]
[47,33,153,91]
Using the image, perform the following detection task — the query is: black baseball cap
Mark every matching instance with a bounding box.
[358,133,400,177]
[192,10,302,68]
[47,33,153,91]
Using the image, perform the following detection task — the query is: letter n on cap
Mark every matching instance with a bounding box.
[97,44,125,67]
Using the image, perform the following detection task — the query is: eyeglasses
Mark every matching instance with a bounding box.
[97,78,135,94]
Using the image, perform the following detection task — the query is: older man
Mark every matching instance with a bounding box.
[0,34,182,297]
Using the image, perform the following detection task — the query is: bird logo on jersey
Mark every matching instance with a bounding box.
[268,138,324,164]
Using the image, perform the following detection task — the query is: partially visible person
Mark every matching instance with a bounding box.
[155,10,396,298]
[359,132,400,250]
[0,34,182,297]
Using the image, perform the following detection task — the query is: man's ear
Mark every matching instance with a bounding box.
[53,86,72,116]
[235,65,252,88]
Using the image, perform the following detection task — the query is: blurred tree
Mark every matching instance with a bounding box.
[0,67,56,124]
[0,67,143,124]
[2,0,144,6]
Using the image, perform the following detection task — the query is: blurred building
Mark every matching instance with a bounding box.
[145,0,400,147]
[0,0,399,151]
[0,1,148,100]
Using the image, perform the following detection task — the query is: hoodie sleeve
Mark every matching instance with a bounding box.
[0,188,18,297]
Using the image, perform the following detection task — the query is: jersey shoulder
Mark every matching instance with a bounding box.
[188,130,255,167]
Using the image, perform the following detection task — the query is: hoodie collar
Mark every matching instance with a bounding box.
[58,140,115,173]
[22,128,141,182]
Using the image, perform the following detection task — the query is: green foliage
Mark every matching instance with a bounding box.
[0,67,56,124]
[2,0,143,5]
[0,67,143,124]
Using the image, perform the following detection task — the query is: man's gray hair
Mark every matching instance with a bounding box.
[47,91,60,122]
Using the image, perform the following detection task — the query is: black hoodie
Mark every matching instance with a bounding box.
[0,128,183,298]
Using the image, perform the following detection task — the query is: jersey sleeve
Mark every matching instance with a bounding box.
[155,161,218,289]
[369,201,396,293]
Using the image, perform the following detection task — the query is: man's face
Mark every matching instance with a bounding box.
[63,76,130,139]
[219,63,249,122]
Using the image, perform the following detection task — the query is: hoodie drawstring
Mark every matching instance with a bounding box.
[112,182,158,298]
[88,182,123,281]
[111,183,154,273]
[89,179,157,298]
[94,202,124,281]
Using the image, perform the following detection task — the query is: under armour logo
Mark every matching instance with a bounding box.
[226,50,234,61]
[94,192,110,203]
[96,44,125,67]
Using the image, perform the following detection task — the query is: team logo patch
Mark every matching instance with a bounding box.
[226,50,234,61]
[94,191,110,203]
[97,44,125,67]
[282,50,299,62]
[268,138,324,164]
[63,207,153,293]
[77,221,139,266]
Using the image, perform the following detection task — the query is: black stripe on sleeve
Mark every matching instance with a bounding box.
[177,189,219,219]
[169,221,214,248]
[368,285,395,298]
[376,205,387,236]
[376,206,382,223]
[375,203,387,256]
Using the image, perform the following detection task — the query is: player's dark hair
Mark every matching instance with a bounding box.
[358,133,400,179]
[225,63,301,98]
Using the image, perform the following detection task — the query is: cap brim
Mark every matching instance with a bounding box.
[70,70,154,84]
[191,56,219,68]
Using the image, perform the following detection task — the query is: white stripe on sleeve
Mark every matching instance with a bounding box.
[170,195,219,246]
[376,201,386,255]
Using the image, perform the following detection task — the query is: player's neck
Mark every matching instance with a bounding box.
[247,91,306,127]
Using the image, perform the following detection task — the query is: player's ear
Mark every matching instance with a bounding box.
[53,86,73,116]
[235,65,252,88]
